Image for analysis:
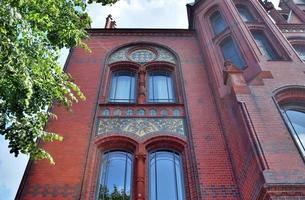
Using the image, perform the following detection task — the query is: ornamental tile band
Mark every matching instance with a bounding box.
[97,118,185,137]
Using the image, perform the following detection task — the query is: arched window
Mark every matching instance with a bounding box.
[251,31,280,60]
[220,37,246,69]
[210,11,227,35]
[282,106,305,155]
[149,150,185,200]
[148,71,175,103]
[236,4,254,22]
[109,71,136,103]
[292,44,305,61]
[97,151,133,200]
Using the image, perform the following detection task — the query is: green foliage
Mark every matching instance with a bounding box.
[0,0,118,164]
[98,185,130,200]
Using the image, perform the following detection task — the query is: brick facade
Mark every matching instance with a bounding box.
[17,0,305,199]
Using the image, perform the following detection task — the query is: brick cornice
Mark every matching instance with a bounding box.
[87,28,195,37]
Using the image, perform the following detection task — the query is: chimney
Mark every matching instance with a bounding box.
[104,14,117,29]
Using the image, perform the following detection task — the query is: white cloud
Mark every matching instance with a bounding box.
[87,0,194,28]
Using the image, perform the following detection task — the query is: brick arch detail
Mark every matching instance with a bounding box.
[274,85,305,105]
[94,134,139,152]
[143,134,187,153]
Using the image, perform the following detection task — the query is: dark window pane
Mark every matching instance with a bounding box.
[252,31,279,60]
[220,37,246,69]
[285,109,305,155]
[236,5,254,22]
[148,72,175,103]
[210,11,227,35]
[292,44,305,61]
[149,151,185,200]
[97,151,133,200]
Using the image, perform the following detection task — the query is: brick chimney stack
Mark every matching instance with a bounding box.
[104,14,116,29]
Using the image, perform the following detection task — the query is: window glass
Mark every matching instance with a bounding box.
[149,151,185,200]
[292,44,305,61]
[148,71,175,103]
[220,37,246,69]
[109,71,136,103]
[210,11,227,35]
[236,5,254,22]
[252,31,280,60]
[284,109,305,155]
[97,151,133,200]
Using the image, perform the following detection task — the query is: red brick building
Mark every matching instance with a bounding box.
[17,0,305,199]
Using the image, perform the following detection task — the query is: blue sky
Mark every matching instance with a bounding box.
[0,0,280,199]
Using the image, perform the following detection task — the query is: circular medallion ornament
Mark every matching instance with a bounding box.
[129,49,156,63]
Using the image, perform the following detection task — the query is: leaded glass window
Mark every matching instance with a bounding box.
[149,150,185,200]
[109,71,136,103]
[148,71,175,103]
[220,37,246,69]
[210,11,227,35]
[236,5,254,22]
[97,151,133,200]
[252,31,280,60]
[292,44,305,61]
[282,107,305,156]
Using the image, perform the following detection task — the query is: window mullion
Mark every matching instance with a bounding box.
[129,73,132,103]
[114,74,118,102]
[166,74,170,102]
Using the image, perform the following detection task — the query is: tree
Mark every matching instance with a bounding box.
[0,0,118,164]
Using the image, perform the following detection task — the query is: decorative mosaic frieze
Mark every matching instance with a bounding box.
[97,118,185,137]
[108,45,176,64]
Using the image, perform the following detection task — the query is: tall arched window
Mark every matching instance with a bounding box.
[210,11,227,35]
[282,106,305,156]
[251,31,280,60]
[148,71,175,103]
[109,71,136,103]
[220,37,246,69]
[292,44,305,61]
[97,151,133,200]
[236,4,254,22]
[149,150,185,200]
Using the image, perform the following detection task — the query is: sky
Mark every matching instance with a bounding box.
[0,0,280,199]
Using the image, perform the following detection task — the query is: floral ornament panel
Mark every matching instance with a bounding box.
[97,118,185,137]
